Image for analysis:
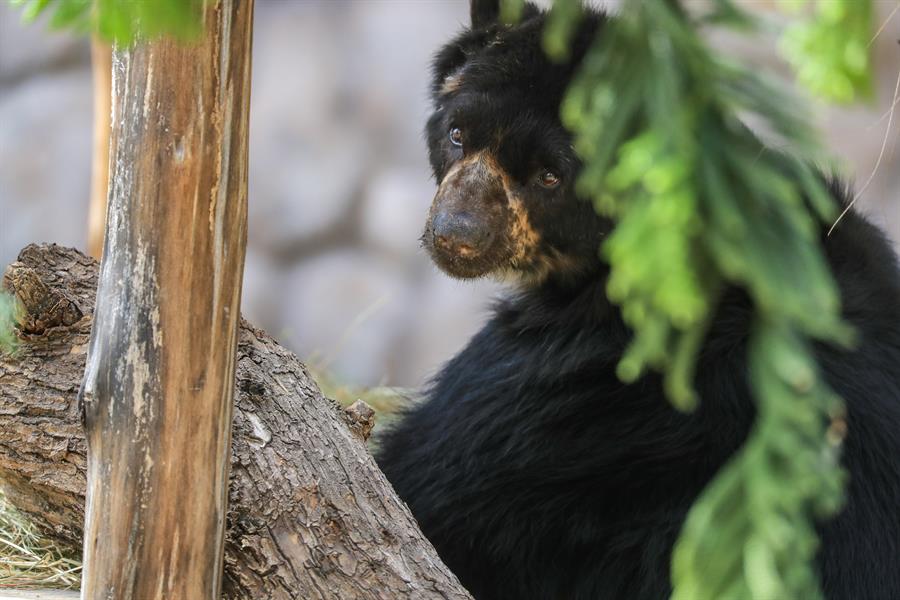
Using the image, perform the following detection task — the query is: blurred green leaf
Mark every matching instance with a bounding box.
[780,0,874,103]
[544,0,584,61]
[500,0,525,25]
[13,0,208,45]
[0,293,20,355]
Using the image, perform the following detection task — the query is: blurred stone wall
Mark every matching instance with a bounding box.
[1,1,897,388]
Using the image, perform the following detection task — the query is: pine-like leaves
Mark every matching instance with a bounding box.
[531,0,873,597]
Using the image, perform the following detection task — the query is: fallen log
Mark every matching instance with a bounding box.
[0,243,471,600]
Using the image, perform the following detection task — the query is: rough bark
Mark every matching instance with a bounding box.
[78,1,256,597]
[0,244,471,600]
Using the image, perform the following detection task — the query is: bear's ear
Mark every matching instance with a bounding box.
[470,0,500,29]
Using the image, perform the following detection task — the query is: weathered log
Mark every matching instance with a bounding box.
[0,244,472,600]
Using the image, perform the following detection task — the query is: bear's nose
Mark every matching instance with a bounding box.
[432,211,494,258]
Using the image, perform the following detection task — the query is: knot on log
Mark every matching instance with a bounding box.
[2,264,83,335]
[344,399,376,441]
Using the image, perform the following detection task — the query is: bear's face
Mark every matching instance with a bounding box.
[422,7,609,285]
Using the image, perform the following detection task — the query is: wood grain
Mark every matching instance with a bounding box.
[78,0,254,597]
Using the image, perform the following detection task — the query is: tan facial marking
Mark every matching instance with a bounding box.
[436,151,542,266]
[429,150,556,281]
[507,196,541,264]
[441,72,464,95]
[478,152,509,188]
[495,248,586,287]
[476,152,542,265]
[534,249,585,281]
[436,151,495,197]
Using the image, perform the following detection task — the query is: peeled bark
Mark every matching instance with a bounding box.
[78,0,256,597]
[0,244,471,600]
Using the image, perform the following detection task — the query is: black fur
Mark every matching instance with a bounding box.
[377,6,900,599]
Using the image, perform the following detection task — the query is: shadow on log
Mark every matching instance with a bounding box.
[0,244,471,600]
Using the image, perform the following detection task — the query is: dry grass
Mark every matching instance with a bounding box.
[312,369,412,430]
[0,489,81,590]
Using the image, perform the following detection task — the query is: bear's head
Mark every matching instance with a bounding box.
[423,0,609,285]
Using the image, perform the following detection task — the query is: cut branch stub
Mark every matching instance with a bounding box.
[344,399,377,441]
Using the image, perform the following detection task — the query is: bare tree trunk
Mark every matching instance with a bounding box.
[78,1,254,597]
[0,244,472,600]
[87,37,111,261]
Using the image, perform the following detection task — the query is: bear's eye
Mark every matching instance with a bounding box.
[449,127,463,147]
[538,170,560,189]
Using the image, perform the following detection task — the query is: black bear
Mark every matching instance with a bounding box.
[376,2,900,598]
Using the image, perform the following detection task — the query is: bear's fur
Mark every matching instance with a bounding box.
[376,4,900,599]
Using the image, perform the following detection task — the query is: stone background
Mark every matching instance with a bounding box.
[1,1,897,388]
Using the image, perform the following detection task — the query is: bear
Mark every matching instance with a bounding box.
[375,2,900,599]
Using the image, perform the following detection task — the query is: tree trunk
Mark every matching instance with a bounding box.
[79,1,253,596]
[0,244,472,600]
[87,37,111,261]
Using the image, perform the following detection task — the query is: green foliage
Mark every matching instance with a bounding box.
[10,0,207,45]
[499,0,525,26]
[0,292,19,355]
[673,324,847,599]
[781,0,874,103]
[542,0,872,598]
